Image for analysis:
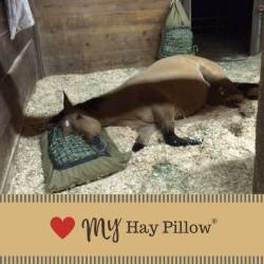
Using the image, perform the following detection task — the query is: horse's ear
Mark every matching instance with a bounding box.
[63,91,73,110]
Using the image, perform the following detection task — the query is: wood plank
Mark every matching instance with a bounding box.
[35,0,169,74]
[35,0,168,14]
[0,1,40,192]
[43,48,157,74]
[0,29,34,74]
[0,2,41,78]
[28,0,45,78]
[41,25,161,55]
[253,1,264,193]
[250,0,262,55]
[0,1,34,74]
[0,124,16,193]
[0,1,8,35]
[37,10,164,31]
[0,41,38,191]
[0,41,38,134]
[0,80,11,138]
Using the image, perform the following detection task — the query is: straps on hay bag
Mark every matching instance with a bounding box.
[47,127,109,170]
[158,0,197,58]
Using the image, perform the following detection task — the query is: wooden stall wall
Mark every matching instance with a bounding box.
[0,2,39,192]
[254,15,264,193]
[34,0,170,75]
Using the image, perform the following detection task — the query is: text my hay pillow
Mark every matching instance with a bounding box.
[40,128,131,193]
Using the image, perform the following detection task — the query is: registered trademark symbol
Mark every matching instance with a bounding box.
[212,218,218,224]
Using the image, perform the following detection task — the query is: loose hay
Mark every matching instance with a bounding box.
[9,57,260,194]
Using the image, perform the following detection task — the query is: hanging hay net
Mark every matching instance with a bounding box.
[159,0,197,58]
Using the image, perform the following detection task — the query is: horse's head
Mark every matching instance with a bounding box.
[208,82,244,108]
[49,92,102,139]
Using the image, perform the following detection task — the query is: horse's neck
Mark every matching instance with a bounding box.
[77,92,123,123]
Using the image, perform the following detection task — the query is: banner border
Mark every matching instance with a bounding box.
[0,256,263,264]
[0,194,263,203]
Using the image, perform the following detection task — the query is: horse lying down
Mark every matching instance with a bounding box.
[49,55,249,152]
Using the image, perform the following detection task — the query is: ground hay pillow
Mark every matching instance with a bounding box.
[40,128,131,193]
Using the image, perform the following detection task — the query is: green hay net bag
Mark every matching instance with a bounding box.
[41,128,131,193]
[159,0,197,58]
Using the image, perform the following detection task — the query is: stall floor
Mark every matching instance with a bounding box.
[8,55,261,194]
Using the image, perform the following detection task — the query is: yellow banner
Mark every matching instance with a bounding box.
[0,194,263,258]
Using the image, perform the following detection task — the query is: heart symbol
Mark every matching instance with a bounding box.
[50,216,75,239]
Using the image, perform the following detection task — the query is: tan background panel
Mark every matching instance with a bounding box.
[0,201,264,255]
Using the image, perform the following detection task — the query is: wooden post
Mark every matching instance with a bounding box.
[250,0,262,55]
[28,0,45,78]
[253,3,264,193]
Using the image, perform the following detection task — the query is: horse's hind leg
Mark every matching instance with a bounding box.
[152,104,202,147]
[132,125,156,152]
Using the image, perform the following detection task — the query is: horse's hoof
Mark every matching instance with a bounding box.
[132,142,145,152]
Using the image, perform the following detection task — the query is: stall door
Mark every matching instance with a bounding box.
[183,0,261,55]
